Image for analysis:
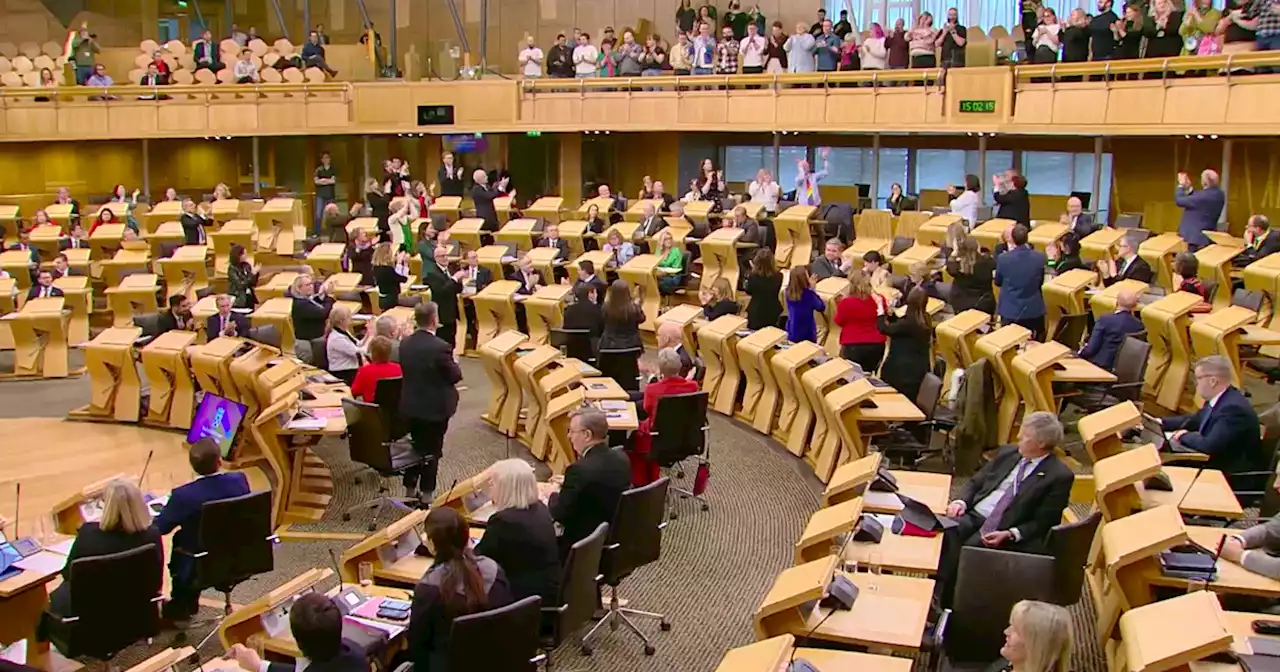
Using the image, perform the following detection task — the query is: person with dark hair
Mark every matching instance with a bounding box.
[410,507,513,672]
[993,170,1031,227]
[745,248,784,329]
[399,302,463,504]
[994,224,1048,339]
[599,279,645,350]
[227,243,260,309]
[573,259,608,305]
[231,593,365,672]
[26,269,64,301]
[861,249,889,288]
[563,282,604,339]
[785,266,826,343]
[157,294,195,333]
[877,287,933,401]
[550,408,631,556]
[1172,251,1210,304]
[155,438,250,621]
[948,174,982,226]
[1046,234,1086,274]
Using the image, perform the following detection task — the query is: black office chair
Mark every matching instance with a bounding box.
[649,392,711,519]
[1068,337,1151,413]
[550,327,597,364]
[133,314,161,338]
[931,546,1056,669]
[248,324,281,348]
[597,346,643,392]
[542,523,608,653]
[879,373,956,470]
[44,544,164,660]
[180,491,277,617]
[341,398,426,529]
[582,478,671,656]
[449,596,545,672]
[1051,313,1089,351]
[310,336,330,370]
[1233,288,1266,314]
[889,236,915,256]
[374,376,410,441]
[689,356,707,384]
[1044,511,1103,606]
[1115,214,1144,229]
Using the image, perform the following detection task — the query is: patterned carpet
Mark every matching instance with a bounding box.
[2,346,1275,672]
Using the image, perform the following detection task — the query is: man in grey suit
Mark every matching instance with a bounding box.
[810,238,849,280]
[1221,512,1280,579]
[1175,169,1225,251]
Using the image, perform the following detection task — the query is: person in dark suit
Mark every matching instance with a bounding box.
[810,238,849,280]
[155,438,251,620]
[1236,215,1280,268]
[938,412,1074,607]
[994,225,1047,340]
[573,259,608,306]
[549,407,632,557]
[157,294,196,334]
[507,254,544,296]
[539,222,571,281]
[421,246,467,351]
[179,197,207,245]
[563,283,604,339]
[458,249,492,350]
[50,254,81,279]
[40,480,162,637]
[230,593,367,672]
[193,30,224,72]
[205,294,250,339]
[1100,234,1154,287]
[290,274,336,343]
[60,222,89,251]
[471,169,508,232]
[1079,289,1143,370]
[877,287,933,402]
[1064,196,1096,241]
[1175,169,1225,250]
[992,171,1031,227]
[436,152,467,198]
[635,202,667,245]
[745,248,784,330]
[945,237,996,314]
[398,301,463,502]
[26,270,64,301]
[1161,355,1267,490]
[474,459,561,604]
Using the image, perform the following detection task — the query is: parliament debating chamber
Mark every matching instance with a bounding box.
[7,0,1280,670]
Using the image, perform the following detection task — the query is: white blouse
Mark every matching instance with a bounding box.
[950,189,981,227]
[748,180,780,212]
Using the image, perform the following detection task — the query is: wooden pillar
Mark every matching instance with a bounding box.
[559,133,582,206]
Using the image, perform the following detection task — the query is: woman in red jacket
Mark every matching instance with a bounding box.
[628,347,699,486]
[834,270,889,374]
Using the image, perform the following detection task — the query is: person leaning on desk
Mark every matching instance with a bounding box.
[155,438,250,622]
[1160,355,1268,491]
[473,459,561,604]
[231,593,367,672]
[37,480,162,641]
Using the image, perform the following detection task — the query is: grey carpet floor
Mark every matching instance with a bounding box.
[2,347,1276,672]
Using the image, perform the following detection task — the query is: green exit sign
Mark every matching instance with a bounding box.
[959,99,997,113]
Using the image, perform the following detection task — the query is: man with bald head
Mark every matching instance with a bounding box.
[421,244,468,352]
[637,201,666,240]
[1079,289,1143,370]
[471,167,505,232]
[656,321,694,378]
[1064,196,1095,241]
[1175,169,1225,251]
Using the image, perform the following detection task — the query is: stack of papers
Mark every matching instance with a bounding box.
[598,400,628,411]
[286,417,328,431]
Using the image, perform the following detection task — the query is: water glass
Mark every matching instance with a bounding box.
[357,561,373,587]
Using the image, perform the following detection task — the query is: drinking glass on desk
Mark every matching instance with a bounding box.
[867,549,883,591]
[357,561,373,587]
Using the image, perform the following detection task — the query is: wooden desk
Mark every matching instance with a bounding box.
[1081,226,1126,263]
[28,225,65,261]
[814,277,850,356]
[889,244,940,277]
[251,297,297,355]
[801,360,858,482]
[852,210,894,259]
[100,247,150,289]
[699,227,746,298]
[1043,268,1095,343]
[1118,590,1233,672]
[974,324,1032,444]
[971,218,1014,252]
[338,510,427,584]
[524,197,565,224]
[106,273,160,328]
[795,498,863,564]
[429,196,463,224]
[143,201,183,235]
[618,254,662,331]
[1149,526,1280,598]
[1139,232,1187,292]
[512,346,565,451]
[496,218,542,256]
[52,276,90,347]
[521,284,571,346]
[145,221,185,261]
[655,303,703,358]
[0,250,37,291]
[1078,400,1142,461]
[305,242,347,277]
[1190,305,1264,391]
[210,219,255,276]
[473,280,520,350]
[935,310,990,398]
[0,278,15,350]
[253,197,303,256]
[715,635,913,672]
[69,327,143,422]
[0,545,70,651]
[141,330,198,428]
[1028,222,1069,253]
[1243,254,1280,338]
[823,453,951,515]
[1091,279,1151,321]
[736,327,787,428]
[6,297,71,379]
[915,213,960,248]
[847,524,943,575]
[1196,244,1244,311]
[770,341,826,447]
[1140,291,1203,411]
[1146,466,1243,519]
[479,331,528,436]
[826,382,926,474]
[156,244,210,299]
[698,314,749,416]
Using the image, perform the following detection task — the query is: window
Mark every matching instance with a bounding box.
[823,147,874,186]
[878,148,909,204]
[964,150,1014,182]
[915,149,967,191]
[724,145,806,190]
[1018,151,1115,221]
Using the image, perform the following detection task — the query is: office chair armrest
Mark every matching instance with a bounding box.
[47,614,80,623]
[605,543,621,551]
[173,547,207,558]
[391,662,414,672]
[658,522,669,531]
[530,654,547,665]
[266,534,281,544]
[1108,381,1145,391]
[541,605,569,614]
[931,608,952,651]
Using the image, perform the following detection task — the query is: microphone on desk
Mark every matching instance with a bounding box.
[139,449,155,490]
[329,547,346,587]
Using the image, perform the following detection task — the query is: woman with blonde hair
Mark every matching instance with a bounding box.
[40,479,162,638]
[700,276,739,320]
[474,459,559,603]
[992,600,1072,672]
[213,182,232,200]
[372,242,410,311]
[655,229,685,294]
[324,304,363,384]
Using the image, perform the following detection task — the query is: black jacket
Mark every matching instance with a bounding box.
[422,261,463,325]
[993,187,1030,227]
[1102,255,1154,286]
[877,314,932,401]
[473,502,561,604]
[180,212,207,245]
[49,523,163,616]
[573,275,608,306]
[472,184,502,231]
[549,443,632,553]
[539,237,570,261]
[26,285,64,301]
[266,642,369,672]
[702,299,740,321]
[437,165,466,198]
[945,255,996,314]
[409,556,512,672]
[1237,229,1280,267]
[1162,386,1268,489]
[157,311,195,334]
[958,445,1074,548]
[374,264,408,311]
[507,269,545,296]
[399,330,462,421]
[292,294,335,341]
[745,273,783,330]
[563,301,604,339]
[205,312,250,339]
[600,305,644,350]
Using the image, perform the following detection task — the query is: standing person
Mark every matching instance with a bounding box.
[549,408,631,557]
[810,8,828,35]
[695,157,726,205]
[1062,10,1092,63]
[421,245,467,351]
[748,169,780,214]
[399,302,463,504]
[312,151,336,237]
[834,271,889,373]
[948,175,982,226]
[784,21,817,72]
[786,266,826,343]
[1175,169,1225,250]
[1113,5,1145,62]
[765,21,789,73]
[599,279,645,350]
[878,287,933,401]
[671,32,694,75]
[834,9,854,36]
[861,23,889,71]
[814,19,842,72]
[179,197,207,245]
[614,29,645,77]
[1032,8,1062,62]
[739,21,767,73]
[993,170,1031,226]
[1181,0,1223,54]
[994,225,1048,340]
[547,33,573,78]
[1144,0,1185,60]
[573,32,599,77]
[693,22,717,74]
[372,243,410,311]
[908,13,939,67]
[641,34,667,78]
[946,236,997,313]
[472,169,509,232]
[71,26,100,85]
[886,18,910,69]
[1090,0,1120,60]
[227,244,260,309]
[518,35,543,78]
[795,147,830,206]
[745,248,783,329]
[937,8,967,67]
[437,151,466,198]
[677,0,697,35]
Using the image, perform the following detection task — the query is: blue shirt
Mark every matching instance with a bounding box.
[814,32,842,71]
[786,288,827,343]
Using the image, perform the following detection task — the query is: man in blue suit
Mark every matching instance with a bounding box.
[1079,289,1144,370]
[1161,355,1267,491]
[994,224,1047,340]
[1174,169,1225,251]
[154,437,250,621]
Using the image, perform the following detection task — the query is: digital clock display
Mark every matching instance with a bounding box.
[959,99,997,113]
[417,105,455,125]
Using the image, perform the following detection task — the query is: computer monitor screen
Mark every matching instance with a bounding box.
[187,394,248,458]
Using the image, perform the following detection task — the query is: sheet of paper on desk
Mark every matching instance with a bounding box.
[347,615,406,640]
[598,400,628,411]
[576,362,595,373]
[14,551,66,573]
[310,407,345,419]
[0,313,17,321]
[865,491,905,511]
[0,639,27,665]
[286,417,328,431]
[44,538,75,556]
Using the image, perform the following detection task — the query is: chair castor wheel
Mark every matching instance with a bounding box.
[367,523,377,532]
[579,645,592,656]
[342,513,352,522]
[660,620,672,631]
[676,471,686,479]
[700,503,709,511]
[644,644,656,656]
[669,512,678,520]
[353,477,362,485]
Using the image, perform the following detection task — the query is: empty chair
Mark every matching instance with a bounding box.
[541,523,608,653]
[649,392,711,517]
[1044,511,1103,606]
[449,595,545,672]
[1069,336,1151,413]
[597,346,643,392]
[248,324,281,348]
[1114,213,1143,229]
[1051,313,1089,351]
[375,376,410,440]
[933,546,1056,667]
[309,336,329,370]
[880,372,956,469]
[341,397,426,529]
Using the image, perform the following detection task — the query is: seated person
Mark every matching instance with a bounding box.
[939,412,1074,607]
[474,459,560,604]
[192,30,224,72]
[206,294,250,339]
[563,283,604,339]
[507,254,544,296]
[1045,235,1086,274]
[291,274,336,343]
[39,480,162,639]
[811,238,850,280]
[1235,214,1280,268]
[549,407,631,557]
[654,230,686,295]
[158,294,196,333]
[155,438,251,621]
[573,259,608,305]
[1079,289,1143,370]
[989,600,1073,672]
[602,228,636,268]
[350,335,402,402]
[539,223,571,282]
[26,269,64,300]
[233,49,260,83]
[230,593,366,672]
[630,348,701,485]
[1221,511,1280,580]
[61,222,90,250]
[1099,233,1154,286]
[862,250,889,288]
[301,31,339,77]
[1161,355,1267,489]
[1171,251,1210,305]
[655,321,694,378]
[699,277,739,321]
[325,306,366,385]
[410,507,513,670]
